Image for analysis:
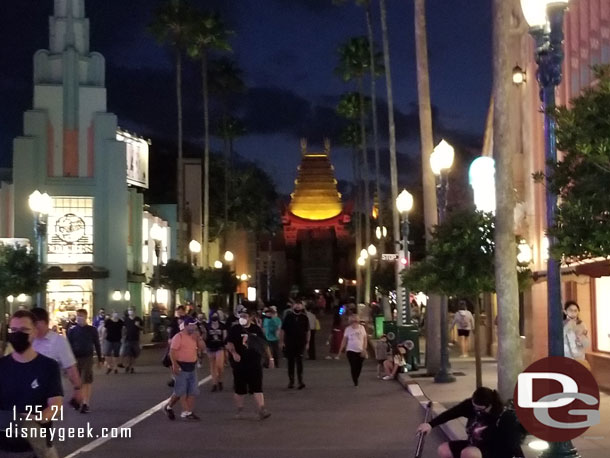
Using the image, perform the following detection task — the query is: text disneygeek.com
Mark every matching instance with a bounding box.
[4,423,132,441]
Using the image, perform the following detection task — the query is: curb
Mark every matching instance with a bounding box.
[397,373,467,442]
[141,342,166,349]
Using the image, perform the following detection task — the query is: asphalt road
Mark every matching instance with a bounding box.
[52,344,446,458]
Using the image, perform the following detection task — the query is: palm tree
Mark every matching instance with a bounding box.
[209,57,246,240]
[187,10,232,269]
[337,37,382,304]
[150,0,194,260]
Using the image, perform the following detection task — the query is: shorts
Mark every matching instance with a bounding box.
[232,363,263,395]
[448,440,490,458]
[457,329,471,337]
[76,356,94,384]
[103,340,121,357]
[173,368,199,397]
[207,347,225,355]
[121,340,141,358]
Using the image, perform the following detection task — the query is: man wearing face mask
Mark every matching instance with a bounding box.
[280,301,310,389]
[92,308,105,329]
[0,310,63,457]
[103,311,123,375]
[121,308,143,374]
[67,309,102,414]
[226,306,274,420]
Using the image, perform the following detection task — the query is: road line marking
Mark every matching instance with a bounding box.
[64,375,212,457]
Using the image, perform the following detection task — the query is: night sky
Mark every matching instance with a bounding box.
[0,0,492,194]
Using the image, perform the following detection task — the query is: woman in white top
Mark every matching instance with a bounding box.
[339,314,368,386]
[563,301,590,368]
[451,300,475,358]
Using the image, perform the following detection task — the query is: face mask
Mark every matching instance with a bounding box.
[239,317,248,326]
[8,332,31,354]
[112,313,119,321]
[76,316,86,326]
[128,311,134,317]
[211,316,219,322]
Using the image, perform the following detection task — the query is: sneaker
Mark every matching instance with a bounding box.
[211,384,218,392]
[325,356,333,360]
[185,412,200,421]
[297,383,306,390]
[80,404,90,414]
[218,382,223,391]
[114,369,118,374]
[287,382,294,389]
[130,367,135,374]
[258,408,271,421]
[333,356,340,360]
[118,363,125,368]
[69,398,80,410]
[382,375,393,381]
[125,367,130,373]
[164,405,175,421]
[234,408,244,420]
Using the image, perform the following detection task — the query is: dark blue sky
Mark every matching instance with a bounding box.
[0,0,492,193]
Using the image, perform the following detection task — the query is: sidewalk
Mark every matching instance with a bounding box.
[398,351,610,458]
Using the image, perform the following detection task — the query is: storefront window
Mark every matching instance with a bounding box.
[47,197,94,264]
[595,276,610,353]
[47,279,93,332]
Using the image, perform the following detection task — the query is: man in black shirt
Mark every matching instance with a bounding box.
[103,312,123,374]
[0,310,63,455]
[121,308,143,374]
[67,309,102,414]
[226,307,274,420]
[280,301,310,389]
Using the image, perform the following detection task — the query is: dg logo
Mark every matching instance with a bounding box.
[513,356,600,442]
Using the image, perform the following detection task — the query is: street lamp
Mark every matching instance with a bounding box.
[188,239,201,266]
[469,157,496,214]
[224,250,234,263]
[213,260,223,269]
[375,226,387,240]
[430,140,456,384]
[517,239,533,265]
[359,249,369,260]
[28,190,53,308]
[396,189,414,324]
[521,1,575,456]
[367,244,377,256]
[512,65,527,85]
[357,257,365,267]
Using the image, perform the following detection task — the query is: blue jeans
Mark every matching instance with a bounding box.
[173,369,199,397]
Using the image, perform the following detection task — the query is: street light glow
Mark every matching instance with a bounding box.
[512,65,526,85]
[360,249,368,260]
[520,0,548,29]
[375,226,388,239]
[338,278,344,284]
[17,294,26,303]
[367,244,377,256]
[150,223,163,242]
[396,189,414,213]
[214,260,223,269]
[124,291,131,301]
[112,290,122,301]
[188,239,201,254]
[240,273,248,281]
[224,250,234,262]
[469,156,496,213]
[357,257,365,266]
[517,239,533,264]
[528,439,549,451]
[28,190,53,215]
[7,295,14,303]
[430,140,455,175]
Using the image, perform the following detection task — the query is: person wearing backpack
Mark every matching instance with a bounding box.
[451,300,475,357]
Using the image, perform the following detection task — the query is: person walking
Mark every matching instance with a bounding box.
[563,300,591,369]
[339,314,368,387]
[102,311,123,374]
[0,310,64,457]
[205,311,227,392]
[92,308,105,329]
[263,306,281,368]
[164,317,205,421]
[121,307,143,374]
[67,309,103,413]
[305,304,317,360]
[226,307,274,420]
[326,306,345,360]
[31,308,83,410]
[451,300,475,357]
[280,301,310,389]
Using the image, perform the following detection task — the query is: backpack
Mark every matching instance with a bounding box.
[458,311,470,329]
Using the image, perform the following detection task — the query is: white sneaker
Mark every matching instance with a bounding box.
[325,356,333,360]
[382,375,392,381]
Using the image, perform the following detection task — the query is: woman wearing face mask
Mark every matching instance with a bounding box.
[563,301,591,369]
[102,311,123,374]
[416,387,525,458]
[205,311,227,392]
[338,314,368,387]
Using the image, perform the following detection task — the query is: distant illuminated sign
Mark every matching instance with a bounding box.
[47,197,94,264]
[117,130,149,189]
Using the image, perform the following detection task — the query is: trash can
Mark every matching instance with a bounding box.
[383,320,420,370]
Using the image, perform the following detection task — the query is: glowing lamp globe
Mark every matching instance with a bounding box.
[396,189,414,214]
[360,249,368,260]
[28,190,53,215]
[367,244,377,256]
[224,251,234,262]
[150,223,163,242]
[214,260,223,269]
[188,240,201,254]
[357,257,365,267]
[430,140,455,175]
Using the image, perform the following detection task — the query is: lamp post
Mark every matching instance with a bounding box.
[28,190,53,309]
[430,139,456,384]
[188,240,201,266]
[521,1,577,455]
[396,189,414,324]
[150,223,164,297]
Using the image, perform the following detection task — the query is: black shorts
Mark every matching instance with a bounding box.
[457,329,471,337]
[232,363,263,395]
[448,440,490,458]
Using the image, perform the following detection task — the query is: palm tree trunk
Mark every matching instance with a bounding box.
[202,52,210,269]
[353,147,362,303]
[366,4,384,240]
[379,0,403,317]
[414,0,441,375]
[493,0,522,402]
[358,78,371,304]
[176,50,184,261]
[223,115,230,251]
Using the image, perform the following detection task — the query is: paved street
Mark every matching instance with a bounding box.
[53,345,445,458]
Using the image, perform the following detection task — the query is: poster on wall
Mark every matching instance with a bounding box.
[118,131,149,189]
[47,197,94,264]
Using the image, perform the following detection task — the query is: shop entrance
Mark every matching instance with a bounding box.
[47,279,93,332]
